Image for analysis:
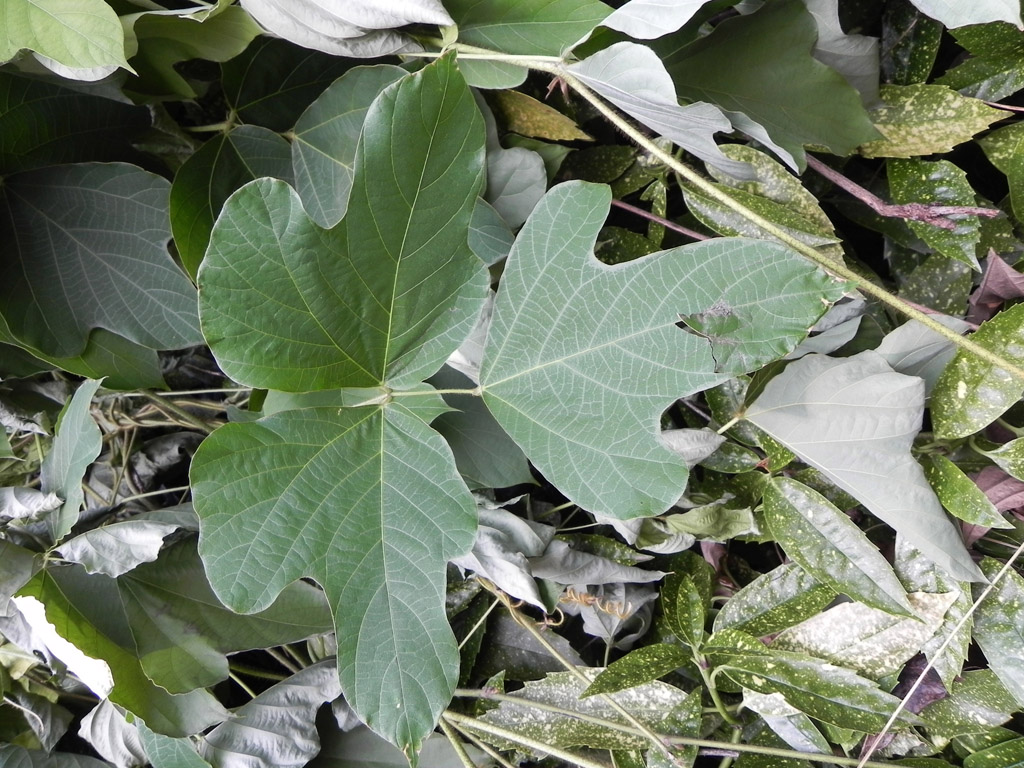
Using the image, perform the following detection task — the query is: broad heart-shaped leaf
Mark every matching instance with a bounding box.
[190,402,477,755]
[479,180,843,520]
[0,163,202,359]
[200,55,487,392]
[661,0,880,169]
[746,351,982,584]
[445,0,611,56]
[763,477,914,617]
[291,64,406,229]
[931,303,1024,439]
[0,72,149,174]
[908,0,1021,28]
[171,125,293,279]
[0,0,130,74]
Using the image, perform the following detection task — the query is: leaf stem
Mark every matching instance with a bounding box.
[610,199,709,241]
[113,485,190,505]
[390,387,481,398]
[140,390,216,434]
[439,716,480,768]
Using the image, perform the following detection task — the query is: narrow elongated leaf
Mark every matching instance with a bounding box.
[192,402,476,754]
[924,455,1010,529]
[931,303,1024,439]
[742,690,831,755]
[964,738,1024,768]
[201,56,487,392]
[0,164,201,358]
[907,0,1021,28]
[859,85,1003,158]
[201,661,341,768]
[764,478,913,616]
[714,563,835,637]
[663,0,879,168]
[291,64,406,228]
[0,0,130,73]
[445,0,611,56]
[170,125,294,279]
[569,42,752,177]
[972,557,1024,708]
[480,181,843,519]
[583,644,691,697]
[746,352,981,583]
[40,379,102,544]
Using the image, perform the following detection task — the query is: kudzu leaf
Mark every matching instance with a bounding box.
[763,477,914,617]
[931,303,1024,439]
[170,125,294,278]
[0,164,201,359]
[771,592,957,679]
[201,55,487,392]
[601,0,708,39]
[0,539,38,616]
[746,351,982,583]
[40,379,102,544]
[479,93,546,228]
[291,64,406,228]
[924,455,1011,529]
[805,0,879,105]
[906,0,1021,28]
[714,562,835,637]
[55,519,182,578]
[582,644,691,697]
[859,85,1003,158]
[445,0,610,56]
[480,180,843,520]
[468,200,516,266]
[568,42,753,178]
[0,0,130,75]
[888,158,985,270]
[191,402,476,753]
[662,505,758,540]
[316,727,489,768]
[0,487,62,521]
[876,317,972,396]
[972,557,1024,708]
[663,0,879,169]
[137,720,212,768]
[79,700,147,768]
[0,746,110,768]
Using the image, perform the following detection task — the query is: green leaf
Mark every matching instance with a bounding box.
[0,0,130,74]
[582,644,691,697]
[981,438,1024,481]
[39,379,102,544]
[490,89,592,142]
[479,94,547,229]
[312,726,490,768]
[771,592,957,678]
[125,6,261,99]
[937,23,1024,101]
[469,199,516,266]
[0,72,149,174]
[137,719,212,768]
[662,505,758,541]
[746,351,982,584]
[980,124,1024,223]
[568,42,752,178]
[707,629,910,732]
[908,0,1021,29]
[964,738,1024,768]
[0,540,39,616]
[924,455,1011,528]
[478,668,695,751]
[0,163,201,359]
[480,180,842,519]
[0,746,110,768]
[199,661,341,767]
[221,36,354,131]
[714,562,835,637]
[19,568,229,737]
[170,125,294,279]
[888,158,984,270]
[742,690,831,755]
[663,0,879,169]
[291,64,407,229]
[859,85,1003,159]
[922,670,1019,738]
[972,557,1024,708]
[881,2,942,86]
[446,0,611,56]
[763,477,914,616]
[201,57,487,392]
[662,573,706,648]
[54,519,181,578]
[191,403,476,753]
[931,303,1024,439]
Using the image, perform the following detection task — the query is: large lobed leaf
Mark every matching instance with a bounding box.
[479,180,844,520]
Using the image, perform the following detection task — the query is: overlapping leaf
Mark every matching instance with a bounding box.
[445,0,610,56]
[480,180,843,519]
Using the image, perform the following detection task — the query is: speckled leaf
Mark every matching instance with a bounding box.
[771,592,956,679]
[895,537,973,688]
[490,90,591,141]
[931,303,1024,439]
[922,670,1018,738]
[662,574,706,648]
[763,477,913,616]
[747,352,982,584]
[742,690,831,755]
[478,669,694,750]
[907,0,1021,29]
[859,85,1003,158]
[900,254,973,317]
[707,629,910,731]
[582,644,691,698]
[881,1,942,86]
[481,181,842,520]
[964,737,1024,768]
[938,23,1024,101]
[972,557,1024,708]
[925,455,1011,529]
[980,124,1024,224]
[982,438,1024,482]
[714,562,836,637]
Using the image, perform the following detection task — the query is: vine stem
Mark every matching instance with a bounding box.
[139,390,215,434]
[444,710,610,768]
[438,716,480,768]
[856,537,1024,768]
